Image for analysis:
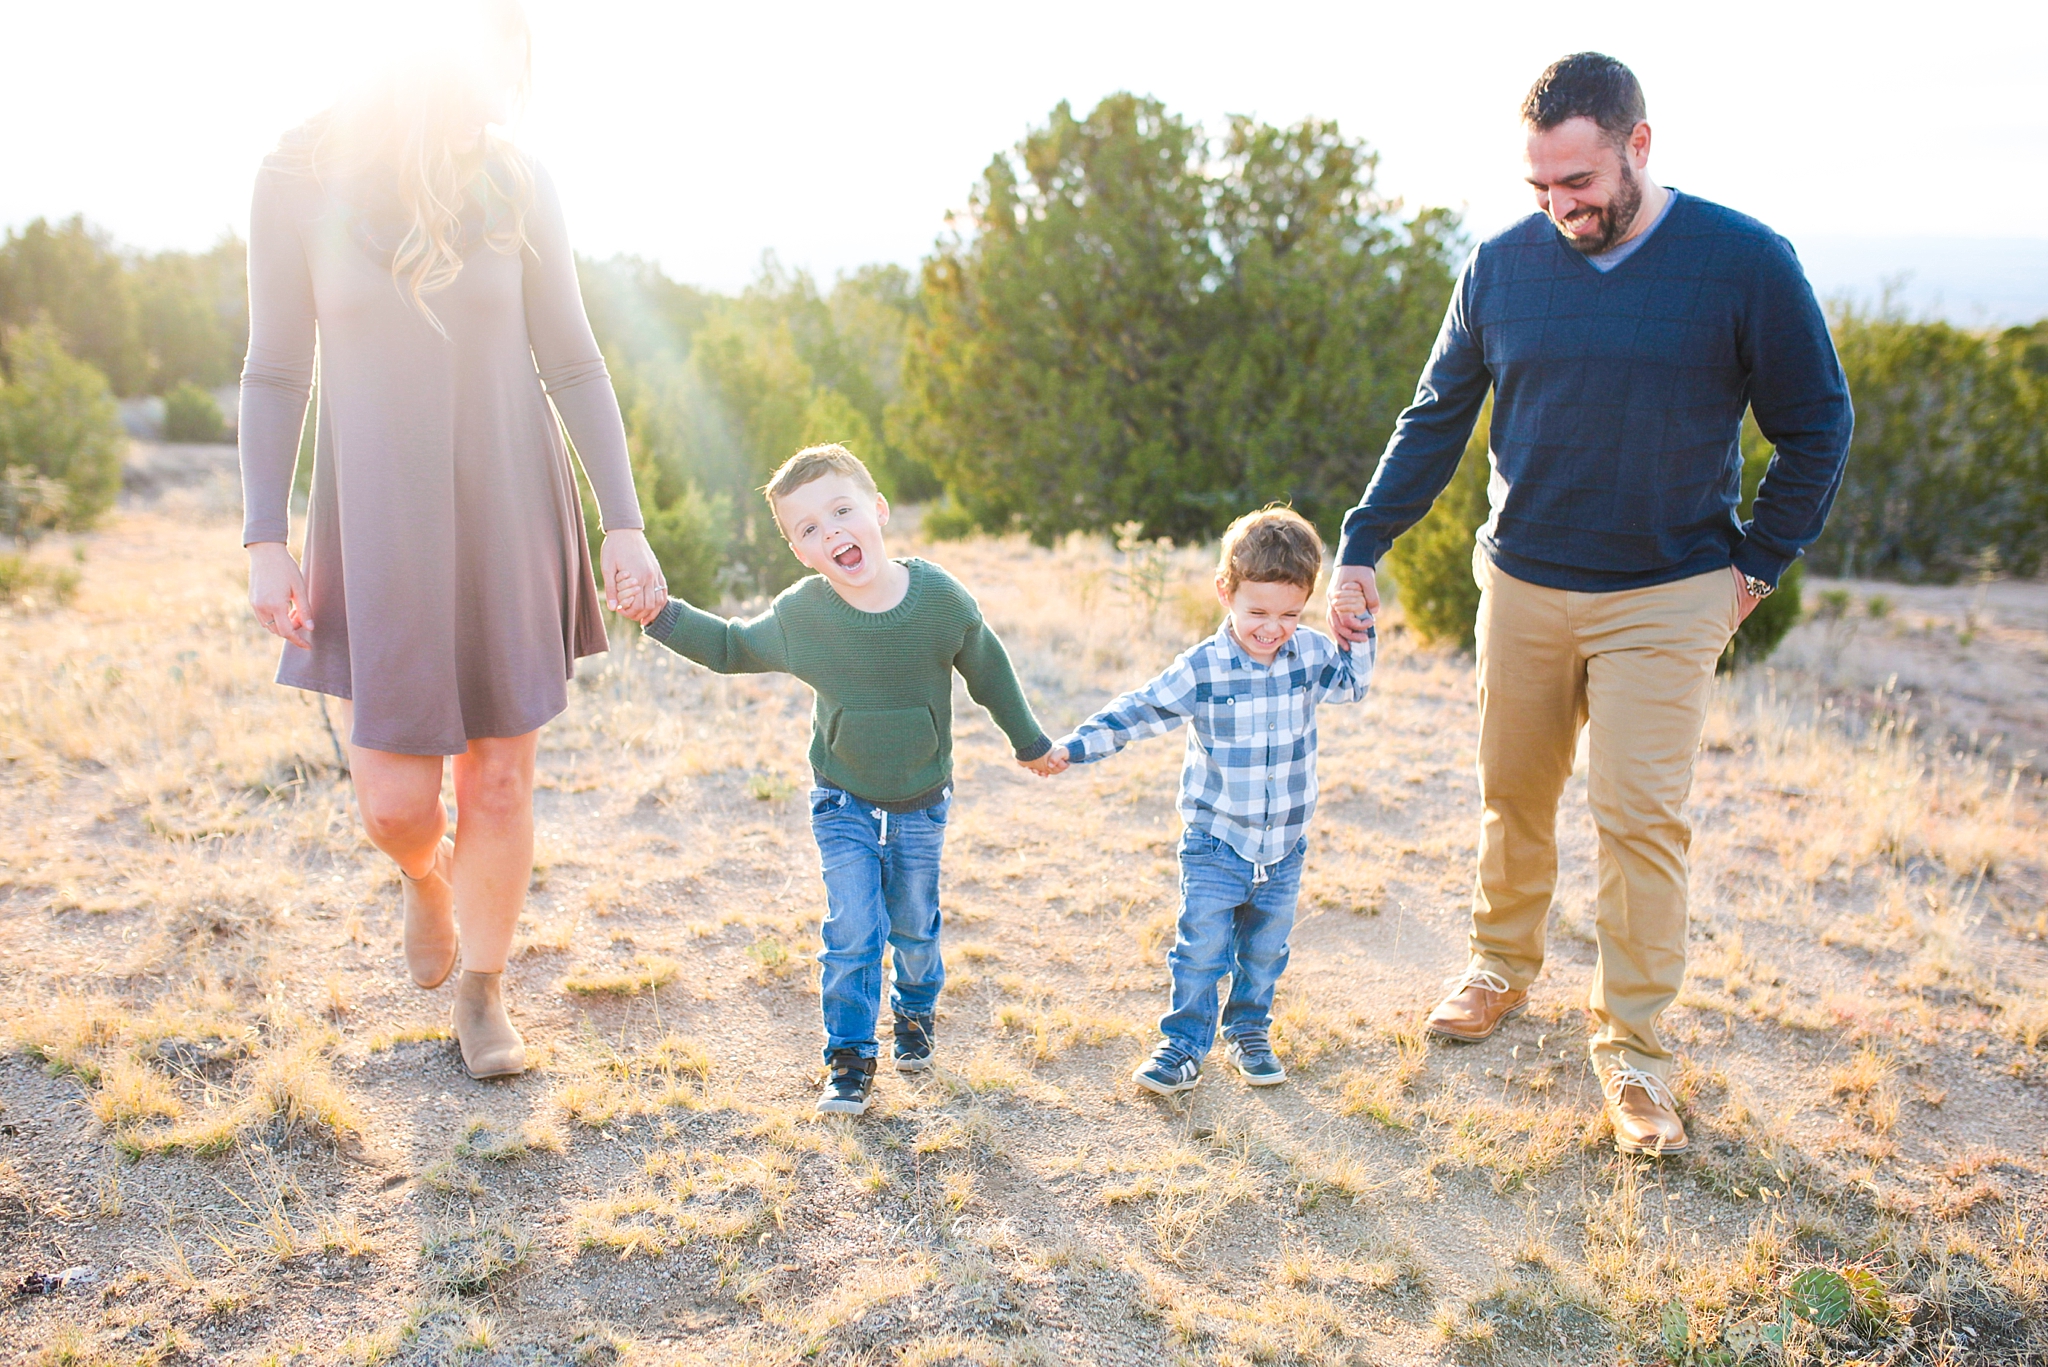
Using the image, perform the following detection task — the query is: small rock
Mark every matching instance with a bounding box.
[17,1265,97,1295]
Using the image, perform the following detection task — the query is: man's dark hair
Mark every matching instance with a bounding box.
[1521,53,1645,148]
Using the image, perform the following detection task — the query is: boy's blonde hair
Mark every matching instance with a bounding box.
[763,444,877,531]
[1216,505,1323,595]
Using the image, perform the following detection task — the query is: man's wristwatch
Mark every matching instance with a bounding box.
[1740,573,1775,600]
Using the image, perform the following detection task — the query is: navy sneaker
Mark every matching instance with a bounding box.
[1225,1028,1286,1086]
[1133,1041,1202,1096]
[817,1050,876,1115]
[893,1012,936,1073]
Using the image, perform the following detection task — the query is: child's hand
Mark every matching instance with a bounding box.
[1329,582,1371,625]
[611,576,644,616]
[1021,747,1069,777]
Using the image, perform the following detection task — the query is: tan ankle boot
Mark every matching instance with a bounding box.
[452,970,526,1080]
[401,837,458,989]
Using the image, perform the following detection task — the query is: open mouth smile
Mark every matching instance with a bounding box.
[830,543,866,574]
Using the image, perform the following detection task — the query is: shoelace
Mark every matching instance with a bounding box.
[1600,1064,1677,1111]
[1442,967,1513,996]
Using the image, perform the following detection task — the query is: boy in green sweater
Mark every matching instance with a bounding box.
[624,444,1060,1115]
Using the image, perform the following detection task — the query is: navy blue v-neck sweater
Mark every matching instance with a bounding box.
[1338,192,1854,591]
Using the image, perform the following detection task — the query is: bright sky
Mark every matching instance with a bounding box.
[6,0,2045,316]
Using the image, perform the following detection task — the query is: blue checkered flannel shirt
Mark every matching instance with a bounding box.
[1056,622,1375,871]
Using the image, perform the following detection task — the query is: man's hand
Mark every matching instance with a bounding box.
[1021,746,1070,777]
[1732,566,1766,624]
[1329,565,1379,645]
[247,541,313,648]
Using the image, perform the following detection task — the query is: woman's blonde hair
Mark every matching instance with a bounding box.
[278,0,536,332]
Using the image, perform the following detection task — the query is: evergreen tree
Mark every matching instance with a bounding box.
[0,320,126,527]
[902,94,1460,546]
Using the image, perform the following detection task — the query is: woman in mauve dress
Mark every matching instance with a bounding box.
[239,0,665,1079]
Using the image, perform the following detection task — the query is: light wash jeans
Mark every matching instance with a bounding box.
[810,784,950,1061]
[1160,829,1307,1057]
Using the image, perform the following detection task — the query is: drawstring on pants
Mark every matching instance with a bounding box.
[1252,860,1270,886]
[872,808,890,847]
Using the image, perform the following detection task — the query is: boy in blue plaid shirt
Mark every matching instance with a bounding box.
[1044,507,1375,1093]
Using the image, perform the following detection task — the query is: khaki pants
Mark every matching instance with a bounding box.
[1469,550,1741,1080]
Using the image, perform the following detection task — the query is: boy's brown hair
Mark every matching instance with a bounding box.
[763,444,877,532]
[1216,505,1323,595]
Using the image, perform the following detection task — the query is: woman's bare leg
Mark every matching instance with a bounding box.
[448,731,539,974]
[338,700,447,878]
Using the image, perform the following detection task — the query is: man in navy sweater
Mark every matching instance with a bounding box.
[1330,53,1852,1155]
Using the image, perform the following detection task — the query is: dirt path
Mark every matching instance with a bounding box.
[1,509,2045,1365]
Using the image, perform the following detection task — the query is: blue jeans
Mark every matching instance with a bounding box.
[1160,829,1306,1058]
[810,785,950,1061]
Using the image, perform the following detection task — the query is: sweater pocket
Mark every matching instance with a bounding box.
[827,705,942,775]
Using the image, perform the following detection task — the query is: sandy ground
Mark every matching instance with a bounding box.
[1775,575,2048,776]
[0,457,2045,1365]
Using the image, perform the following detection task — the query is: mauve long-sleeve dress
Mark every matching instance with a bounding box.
[238,145,641,756]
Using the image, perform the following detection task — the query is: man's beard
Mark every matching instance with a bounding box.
[1555,160,1643,255]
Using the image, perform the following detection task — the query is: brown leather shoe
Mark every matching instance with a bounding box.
[1425,968,1528,1042]
[401,836,458,989]
[1602,1065,1689,1155]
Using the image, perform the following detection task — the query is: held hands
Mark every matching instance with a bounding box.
[1020,745,1070,778]
[1328,568,1376,643]
[247,542,313,648]
[602,529,667,627]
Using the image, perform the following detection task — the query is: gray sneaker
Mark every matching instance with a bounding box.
[1225,1028,1286,1086]
[892,1012,935,1072]
[817,1050,877,1115]
[1133,1041,1202,1096]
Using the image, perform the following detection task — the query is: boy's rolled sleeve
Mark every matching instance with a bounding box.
[1059,652,1201,763]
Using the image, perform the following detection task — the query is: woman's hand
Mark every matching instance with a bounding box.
[601,528,666,626]
[247,542,314,648]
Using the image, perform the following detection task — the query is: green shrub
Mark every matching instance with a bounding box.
[0,320,125,528]
[1815,308,2048,581]
[1384,398,1490,650]
[640,482,730,607]
[162,381,226,443]
[1,464,68,546]
[0,552,79,608]
[920,497,977,542]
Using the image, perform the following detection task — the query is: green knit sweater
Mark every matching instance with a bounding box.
[645,558,1051,807]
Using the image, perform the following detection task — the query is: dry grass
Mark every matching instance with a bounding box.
[2,507,2044,1362]
[559,952,681,995]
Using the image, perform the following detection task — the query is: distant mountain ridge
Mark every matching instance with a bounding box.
[1787,235,2048,328]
